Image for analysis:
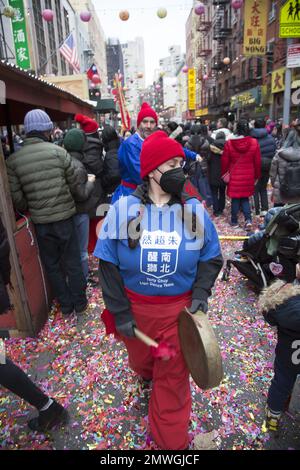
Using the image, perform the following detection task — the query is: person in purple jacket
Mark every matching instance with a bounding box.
[112,103,201,203]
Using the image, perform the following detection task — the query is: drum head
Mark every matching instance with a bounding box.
[178,309,223,390]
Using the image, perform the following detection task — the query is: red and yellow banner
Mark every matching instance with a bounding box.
[243,0,267,56]
[188,68,196,111]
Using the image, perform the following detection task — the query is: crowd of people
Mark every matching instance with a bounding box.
[0,103,299,449]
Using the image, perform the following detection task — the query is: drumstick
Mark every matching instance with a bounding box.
[134,328,159,348]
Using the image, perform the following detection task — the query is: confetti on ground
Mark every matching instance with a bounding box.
[1,204,299,450]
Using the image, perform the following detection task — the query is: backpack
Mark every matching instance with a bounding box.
[280,161,300,198]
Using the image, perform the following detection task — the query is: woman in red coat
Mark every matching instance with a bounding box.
[221,119,261,230]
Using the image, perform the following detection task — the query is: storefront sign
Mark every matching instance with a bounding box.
[230,87,260,109]
[280,0,300,38]
[195,108,208,117]
[271,68,286,94]
[292,87,300,105]
[188,68,196,111]
[243,0,267,56]
[287,44,300,68]
[8,0,31,70]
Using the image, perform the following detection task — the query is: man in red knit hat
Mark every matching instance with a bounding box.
[112,103,201,203]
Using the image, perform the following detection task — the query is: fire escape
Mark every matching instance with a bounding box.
[212,0,232,71]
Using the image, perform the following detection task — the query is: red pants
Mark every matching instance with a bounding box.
[121,290,192,450]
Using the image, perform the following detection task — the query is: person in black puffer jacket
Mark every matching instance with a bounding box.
[250,118,277,215]
[101,126,121,200]
[63,129,95,280]
[75,114,105,217]
[259,278,300,432]
[207,131,226,216]
[0,216,69,432]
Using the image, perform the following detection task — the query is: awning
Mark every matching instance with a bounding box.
[95,98,117,113]
[0,60,95,126]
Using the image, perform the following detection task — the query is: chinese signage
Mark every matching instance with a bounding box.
[8,0,31,70]
[280,0,300,38]
[243,0,267,56]
[271,68,286,94]
[230,87,261,109]
[195,108,208,117]
[188,68,196,111]
[287,44,300,68]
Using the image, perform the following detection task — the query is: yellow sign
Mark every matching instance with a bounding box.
[195,108,208,117]
[280,0,300,38]
[272,68,286,94]
[243,0,267,56]
[188,68,196,110]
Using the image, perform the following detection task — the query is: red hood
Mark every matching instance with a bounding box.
[228,136,256,153]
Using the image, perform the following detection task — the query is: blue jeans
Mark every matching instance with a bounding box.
[231,198,252,224]
[74,213,90,280]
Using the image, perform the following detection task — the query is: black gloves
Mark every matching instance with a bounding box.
[115,311,136,338]
[188,299,208,314]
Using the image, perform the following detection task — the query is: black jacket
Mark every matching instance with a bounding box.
[250,128,277,172]
[82,136,105,217]
[264,295,300,340]
[69,150,96,214]
[102,141,121,195]
[207,135,226,187]
[0,217,11,314]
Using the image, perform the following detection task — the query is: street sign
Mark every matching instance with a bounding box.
[280,0,300,38]
[287,43,300,67]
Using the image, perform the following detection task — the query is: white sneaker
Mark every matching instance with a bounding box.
[260,211,267,217]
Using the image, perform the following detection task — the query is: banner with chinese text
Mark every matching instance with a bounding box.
[8,0,31,70]
[188,68,196,110]
[243,0,267,56]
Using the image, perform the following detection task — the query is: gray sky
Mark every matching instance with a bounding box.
[95,0,193,85]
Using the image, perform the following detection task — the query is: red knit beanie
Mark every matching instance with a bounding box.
[75,114,99,134]
[140,131,185,179]
[137,102,158,127]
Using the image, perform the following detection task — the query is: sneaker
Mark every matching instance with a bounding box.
[265,406,281,432]
[245,221,252,230]
[230,223,240,229]
[28,400,69,432]
[260,211,268,217]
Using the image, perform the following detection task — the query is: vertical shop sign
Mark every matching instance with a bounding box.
[188,68,196,110]
[243,0,267,56]
[8,0,31,70]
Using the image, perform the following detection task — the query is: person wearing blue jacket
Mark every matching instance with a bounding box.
[250,119,277,216]
[112,103,200,203]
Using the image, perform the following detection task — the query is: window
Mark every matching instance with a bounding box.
[45,0,58,74]
[55,0,66,74]
[32,0,47,73]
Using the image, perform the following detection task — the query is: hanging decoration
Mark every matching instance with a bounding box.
[155,84,161,90]
[113,73,131,131]
[119,10,130,21]
[231,0,243,10]
[157,7,167,19]
[137,72,144,79]
[203,74,209,80]
[42,9,54,22]
[194,3,205,15]
[91,74,101,84]
[2,6,15,18]
[80,11,91,22]
[223,57,231,65]
[182,65,189,73]
[95,92,100,97]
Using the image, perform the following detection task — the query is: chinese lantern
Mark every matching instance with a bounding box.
[223,57,230,65]
[157,8,167,19]
[95,92,100,97]
[91,74,101,84]
[194,3,205,15]
[90,83,96,88]
[156,84,161,90]
[203,74,209,80]
[182,65,189,73]
[80,11,91,22]
[42,9,54,22]
[2,6,15,18]
[137,72,143,79]
[119,10,129,21]
[231,0,243,10]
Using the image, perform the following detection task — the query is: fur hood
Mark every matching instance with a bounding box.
[258,279,300,313]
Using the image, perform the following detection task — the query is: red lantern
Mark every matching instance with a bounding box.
[194,3,205,15]
[91,74,101,84]
[155,84,161,90]
[231,0,243,9]
[80,11,91,22]
[119,10,130,21]
[203,74,209,80]
[95,92,100,97]
[90,83,96,88]
[42,9,54,22]
[182,65,189,73]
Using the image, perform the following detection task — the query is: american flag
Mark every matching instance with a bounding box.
[59,33,80,73]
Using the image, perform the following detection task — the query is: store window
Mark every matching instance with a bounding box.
[32,0,47,73]
[45,0,58,74]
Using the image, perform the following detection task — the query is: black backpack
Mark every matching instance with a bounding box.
[280,161,300,198]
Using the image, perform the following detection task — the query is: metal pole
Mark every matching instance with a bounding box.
[283,38,293,127]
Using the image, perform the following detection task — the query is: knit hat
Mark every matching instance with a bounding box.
[63,128,85,152]
[140,130,185,179]
[24,109,53,134]
[75,114,99,134]
[137,102,158,128]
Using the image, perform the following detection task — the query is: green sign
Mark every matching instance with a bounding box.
[9,0,31,70]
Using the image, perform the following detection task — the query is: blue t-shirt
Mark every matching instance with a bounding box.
[94,196,221,296]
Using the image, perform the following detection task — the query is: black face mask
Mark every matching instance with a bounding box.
[158,167,186,196]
